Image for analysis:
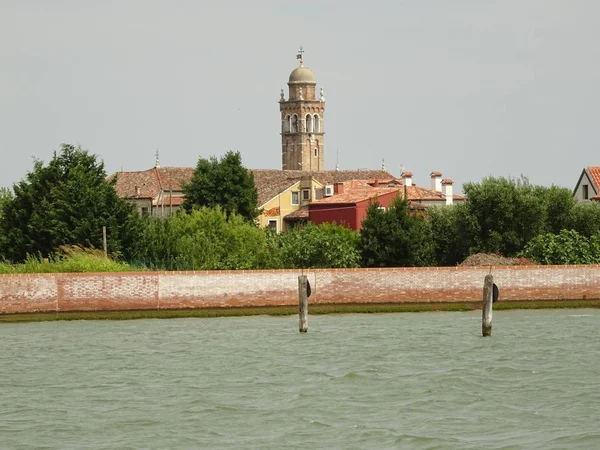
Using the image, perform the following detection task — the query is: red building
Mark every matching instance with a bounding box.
[308,181,402,230]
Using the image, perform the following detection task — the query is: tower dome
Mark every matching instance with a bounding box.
[288,63,316,84]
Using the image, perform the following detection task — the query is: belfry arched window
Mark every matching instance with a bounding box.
[284,115,290,133]
[313,114,320,133]
[291,114,298,133]
[306,114,313,133]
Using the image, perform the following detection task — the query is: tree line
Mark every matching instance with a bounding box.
[2,144,600,269]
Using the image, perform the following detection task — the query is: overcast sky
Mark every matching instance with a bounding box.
[1,0,599,192]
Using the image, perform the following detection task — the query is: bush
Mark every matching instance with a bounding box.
[275,222,360,269]
[520,230,600,265]
[132,207,278,270]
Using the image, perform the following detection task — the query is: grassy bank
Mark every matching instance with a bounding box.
[0,248,134,274]
[2,299,600,323]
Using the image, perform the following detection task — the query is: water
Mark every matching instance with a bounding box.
[1,310,600,449]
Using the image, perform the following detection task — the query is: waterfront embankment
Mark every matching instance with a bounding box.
[1,265,600,319]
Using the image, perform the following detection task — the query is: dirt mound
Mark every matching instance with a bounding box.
[459,253,533,267]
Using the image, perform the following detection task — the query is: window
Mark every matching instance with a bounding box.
[314,148,318,158]
[313,114,320,133]
[378,206,386,212]
[290,115,298,133]
[141,207,149,217]
[315,189,323,200]
[583,184,589,200]
[268,220,278,231]
[306,114,313,133]
[302,189,310,201]
[291,191,300,205]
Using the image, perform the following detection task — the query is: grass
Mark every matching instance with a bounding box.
[0,247,134,274]
[2,299,600,323]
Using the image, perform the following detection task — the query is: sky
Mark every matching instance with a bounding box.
[1,0,599,193]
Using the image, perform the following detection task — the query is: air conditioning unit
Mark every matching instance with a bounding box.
[324,185,334,197]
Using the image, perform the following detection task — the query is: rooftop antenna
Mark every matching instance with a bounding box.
[399,163,405,175]
[155,149,160,169]
[335,148,340,171]
[381,158,386,171]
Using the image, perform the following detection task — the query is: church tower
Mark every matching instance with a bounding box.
[279,48,325,171]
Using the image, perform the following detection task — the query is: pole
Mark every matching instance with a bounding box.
[298,275,308,332]
[482,274,493,337]
[102,226,108,258]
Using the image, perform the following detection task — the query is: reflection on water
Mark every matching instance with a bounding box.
[1,309,600,449]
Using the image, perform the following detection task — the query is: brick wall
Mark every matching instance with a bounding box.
[1,265,600,314]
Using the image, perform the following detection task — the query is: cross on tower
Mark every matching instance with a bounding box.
[296,45,304,62]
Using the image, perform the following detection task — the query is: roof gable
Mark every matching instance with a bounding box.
[573,168,598,197]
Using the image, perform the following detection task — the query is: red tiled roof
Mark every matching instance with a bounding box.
[404,185,465,201]
[108,167,194,200]
[430,171,442,177]
[284,206,309,220]
[311,185,402,205]
[587,167,600,191]
[442,179,454,184]
[109,167,396,207]
[249,169,395,206]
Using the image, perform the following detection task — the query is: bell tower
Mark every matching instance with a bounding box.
[279,47,325,171]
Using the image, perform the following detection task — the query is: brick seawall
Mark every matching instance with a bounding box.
[1,265,600,314]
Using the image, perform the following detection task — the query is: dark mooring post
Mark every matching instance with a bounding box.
[298,275,308,333]
[482,274,493,337]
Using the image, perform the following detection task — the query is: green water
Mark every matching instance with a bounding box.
[1,310,600,449]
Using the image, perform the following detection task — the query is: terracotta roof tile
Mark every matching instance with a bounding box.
[311,186,402,205]
[430,171,442,177]
[587,167,600,191]
[284,206,309,220]
[109,167,396,207]
[404,185,465,201]
[108,168,166,199]
[249,169,395,206]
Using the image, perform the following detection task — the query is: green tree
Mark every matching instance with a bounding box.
[427,203,479,266]
[463,176,546,256]
[534,185,577,234]
[0,144,141,262]
[0,187,13,257]
[569,202,600,238]
[0,187,12,213]
[183,151,259,221]
[276,222,360,269]
[132,207,278,270]
[359,196,435,267]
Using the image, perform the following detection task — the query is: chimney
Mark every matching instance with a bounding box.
[430,171,442,192]
[401,171,413,187]
[333,182,345,195]
[442,179,453,205]
[134,186,140,197]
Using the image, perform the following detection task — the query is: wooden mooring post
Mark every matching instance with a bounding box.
[102,226,108,258]
[298,275,308,333]
[482,274,493,337]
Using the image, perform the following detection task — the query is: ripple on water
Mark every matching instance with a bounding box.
[1,310,600,449]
